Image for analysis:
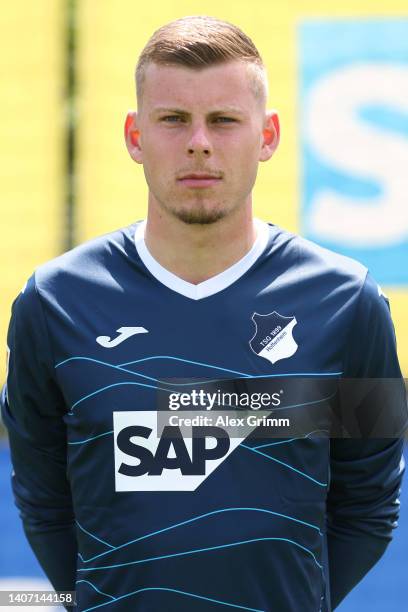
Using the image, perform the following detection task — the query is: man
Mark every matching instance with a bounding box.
[1,15,406,612]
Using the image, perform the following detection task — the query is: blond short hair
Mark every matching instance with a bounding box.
[135,16,268,105]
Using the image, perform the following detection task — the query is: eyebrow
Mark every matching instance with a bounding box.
[151,107,186,116]
[150,106,245,117]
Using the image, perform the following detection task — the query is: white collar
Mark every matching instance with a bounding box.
[134,218,269,300]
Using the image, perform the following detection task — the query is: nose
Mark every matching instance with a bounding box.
[187,123,212,157]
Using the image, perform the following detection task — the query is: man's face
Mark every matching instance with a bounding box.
[126,60,278,224]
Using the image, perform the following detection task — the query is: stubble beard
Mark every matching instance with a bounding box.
[172,207,227,225]
[158,193,231,225]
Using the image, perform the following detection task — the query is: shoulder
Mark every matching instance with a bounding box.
[266,223,395,321]
[266,224,369,293]
[10,224,139,319]
[292,234,389,315]
[275,225,367,279]
[263,225,392,326]
[33,224,138,297]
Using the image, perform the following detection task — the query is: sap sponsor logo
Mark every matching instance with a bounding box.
[113,411,244,492]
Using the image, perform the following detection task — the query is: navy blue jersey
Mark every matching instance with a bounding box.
[1,221,406,612]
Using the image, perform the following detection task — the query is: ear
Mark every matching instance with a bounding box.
[124,110,143,163]
[259,110,280,162]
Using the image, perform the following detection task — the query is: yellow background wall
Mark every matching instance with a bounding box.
[1,1,64,375]
[1,1,407,378]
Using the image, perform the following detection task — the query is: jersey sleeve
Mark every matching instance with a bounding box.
[327,272,406,609]
[342,272,404,378]
[1,274,77,592]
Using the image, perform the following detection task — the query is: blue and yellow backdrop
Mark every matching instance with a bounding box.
[0,2,407,611]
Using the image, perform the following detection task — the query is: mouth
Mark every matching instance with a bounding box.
[177,172,223,188]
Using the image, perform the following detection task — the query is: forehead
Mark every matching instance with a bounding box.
[140,61,259,112]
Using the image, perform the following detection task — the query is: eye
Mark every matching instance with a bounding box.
[161,115,184,123]
[213,117,237,123]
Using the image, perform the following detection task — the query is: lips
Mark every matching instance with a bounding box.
[177,172,222,188]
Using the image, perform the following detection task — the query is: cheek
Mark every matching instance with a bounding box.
[142,142,173,177]
[141,128,179,155]
[142,149,178,194]
[226,140,260,190]
[226,142,260,175]
[219,130,260,158]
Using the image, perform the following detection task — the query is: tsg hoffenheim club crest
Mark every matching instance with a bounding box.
[250,312,298,365]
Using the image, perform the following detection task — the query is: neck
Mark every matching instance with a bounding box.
[144,199,257,285]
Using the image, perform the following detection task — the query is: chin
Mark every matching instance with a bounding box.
[172,207,227,225]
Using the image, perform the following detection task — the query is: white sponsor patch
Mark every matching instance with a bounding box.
[113,411,244,492]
